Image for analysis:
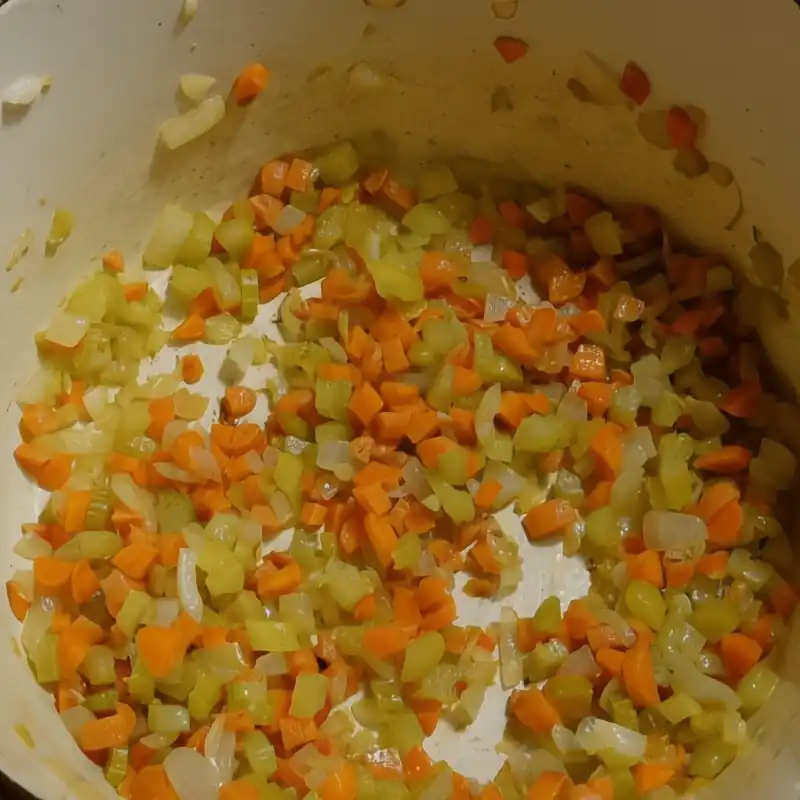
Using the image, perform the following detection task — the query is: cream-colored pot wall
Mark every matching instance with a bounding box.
[1,0,800,797]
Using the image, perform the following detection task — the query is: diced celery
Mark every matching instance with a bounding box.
[367,251,425,302]
[610,770,637,800]
[514,414,568,454]
[279,592,317,635]
[197,538,245,597]
[157,661,198,702]
[659,693,703,724]
[474,333,523,387]
[418,166,458,200]
[216,218,255,261]
[116,590,154,638]
[611,697,639,731]
[688,739,737,778]
[690,600,740,644]
[324,560,369,612]
[83,646,116,686]
[624,581,666,631]
[188,670,223,721]
[383,711,425,755]
[84,689,119,713]
[429,476,475,523]
[438,446,480,486]
[76,530,122,560]
[417,663,460,704]
[147,704,190,733]
[228,681,274,726]
[290,673,328,718]
[424,363,454,413]
[105,747,129,788]
[243,730,278,776]
[177,212,217,265]
[401,632,446,683]
[156,490,196,532]
[737,664,779,715]
[584,506,623,549]
[393,533,421,571]
[403,204,450,237]
[532,596,563,636]
[408,342,436,368]
[523,640,568,682]
[128,660,155,704]
[543,676,594,726]
[315,141,359,185]
[246,620,300,653]
[222,591,266,624]
[240,269,259,323]
[275,451,304,512]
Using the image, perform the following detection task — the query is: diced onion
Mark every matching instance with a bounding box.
[163,747,220,800]
[180,74,216,101]
[60,706,96,739]
[576,717,647,758]
[255,653,289,676]
[13,533,53,560]
[272,205,307,236]
[2,74,46,105]
[484,294,515,323]
[498,607,522,689]
[177,548,203,622]
[558,645,600,680]
[159,95,226,150]
[44,311,88,348]
[643,511,708,551]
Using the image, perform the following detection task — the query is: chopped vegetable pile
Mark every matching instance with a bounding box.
[7,135,799,800]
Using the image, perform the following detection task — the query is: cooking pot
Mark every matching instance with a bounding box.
[1,0,799,797]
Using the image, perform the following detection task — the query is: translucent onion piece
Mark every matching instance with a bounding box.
[13,533,53,560]
[643,510,708,551]
[177,548,203,622]
[667,654,741,709]
[44,311,88,348]
[272,205,307,236]
[558,645,600,680]
[163,747,220,800]
[179,73,216,101]
[498,606,522,689]
[151,598,181,627]
[576,717,647,758]
[60,706,96,739]
[159,95,226,150]
[255,653,289,676]
[140,731,180,749]
[2,74,46,105]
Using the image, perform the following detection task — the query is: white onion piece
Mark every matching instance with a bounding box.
[348,62,393,90]
[181,0,199,21]
[10,569,34,600]
[484,294,515,323]
[471,245,493,263]
[44,311,88,348]
[667,654,741,708]
[498,607,522,689]
[13,533,52,561]
[576,718,647,758]
[317,440,351,471]
[2,74,47,105]
[272,205,307,236]
[622,427,657,471]
[267,491,294,526]
[557,392,588,425]
[151,598,181,628]
[243,450,264,475]
[163,747,220,800]
[207,726,236,787]
[476,383,502,448]
[155,462,196,484]
[140,731,180,749]
[595,608,636,648]
[558,645,600,680]
[177,548,203,622]
[21,597,54,658]
[60,706,96,739]
[159,95,225,150]
[320,337,348,363]
[82,387,110,421]
[162,420,189,452]
[643,511,708,551]
[551,724,577,754]
[180,73,216,101]
[255,653,289,676]
[190,447,223,483]
[401,457,432,500]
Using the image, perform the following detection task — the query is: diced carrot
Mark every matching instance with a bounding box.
[416,436,457,469]
[180,354,204,384]
[468,215,494,245]
[583,480,613,512]
[706,500,743,548]
[577,382,613,417]
[380,381,420,408]
[549,270,586,305]
[353,483,392,516]
[223,386,257,419]
[71,560,101,605]
[622,643,660,707]
[475,479,502,511]
[620,61,651,105]
[570,309,606,334]
[694,445,752,474]
[493,324,537,365]
[101,248,125,273]
[382,337,410,374]
[720,632,763,678]
[354,461,403,488]
[136,625,190,679]
[564,598,598,642]
[78,702,136,751]
[403,746,433,782]
[279,717,318,752]
[589,422,622,477]
[318,762,357,800]
[500,249,529,279]
[720,379,762,419]
[258,160,289,197]
[232,62,270,105]
[34,556,75,595]
[171,314,205,343]
[510,687,560,733]
[523,499,577,540]
[665,106,698,150]
[493,35,529,64]
[6,580,30,622]
[219,781,259,800]
[665,559,696,588]
[571,344,606,380]
[633,763,675,795]
[769,579,799,619]
[527,771,569,800]
[130,765,179,800]
[407,408,441,443]
[452,366,482,395]
[596,647,625,679]
[626,550,664,588]
[363,624,413,658]
[349,382,384,426]
[364,512,398,567]
[300,502,328,528]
